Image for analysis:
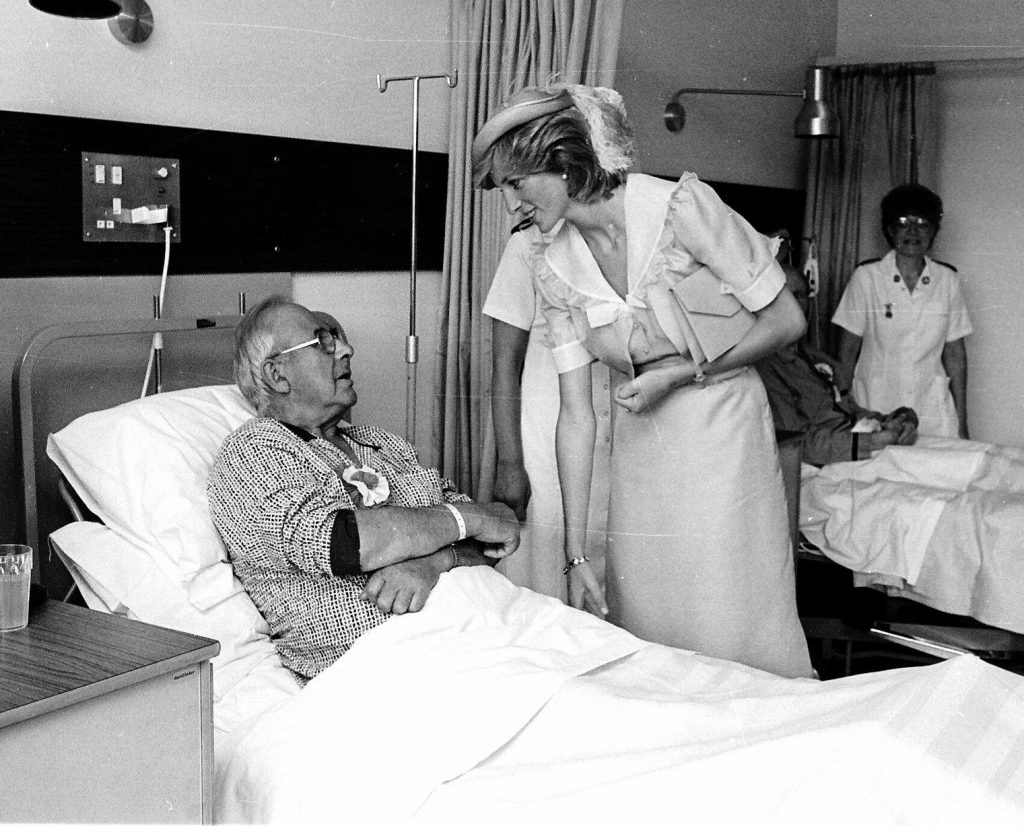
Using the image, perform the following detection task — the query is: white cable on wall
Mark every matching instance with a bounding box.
[139,225,174,398]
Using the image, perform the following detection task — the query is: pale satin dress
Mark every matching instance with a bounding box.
[533,173,812,678]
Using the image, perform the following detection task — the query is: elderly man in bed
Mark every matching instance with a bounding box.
[756,265,919,465]
[208,296,520,683]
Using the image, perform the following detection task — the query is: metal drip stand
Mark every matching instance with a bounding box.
[376,70,458,443]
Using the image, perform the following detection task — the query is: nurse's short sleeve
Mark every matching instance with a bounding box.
[483,231,537,331]
[945,273,974,341]
[831,268,870,336]
[670,176,785,312]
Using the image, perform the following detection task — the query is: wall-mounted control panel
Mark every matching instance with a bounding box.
[82,152,181,243]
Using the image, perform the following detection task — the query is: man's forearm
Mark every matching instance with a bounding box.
[802,422,859,465]
[354,501,519,571]
[355,505,462,570]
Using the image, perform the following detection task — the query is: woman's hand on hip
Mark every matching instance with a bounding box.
[568,561,608,618]
[614,369,673,414]
[614,357,697,414]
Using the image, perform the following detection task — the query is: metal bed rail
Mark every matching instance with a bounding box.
[14,315,242,563]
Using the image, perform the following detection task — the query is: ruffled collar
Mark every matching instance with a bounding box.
[537,173,684,302]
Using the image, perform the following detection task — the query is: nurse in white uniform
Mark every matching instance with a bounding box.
[484,229,611,602]
[833,183,972,439]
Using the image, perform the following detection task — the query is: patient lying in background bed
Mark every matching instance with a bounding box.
[757,266,1024,635]
[43,299,1024,825]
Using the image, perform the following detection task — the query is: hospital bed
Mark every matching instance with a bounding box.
[16,316,1024,824]
[778,431,1024,675]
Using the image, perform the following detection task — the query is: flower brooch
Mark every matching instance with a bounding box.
[341,464,391,507]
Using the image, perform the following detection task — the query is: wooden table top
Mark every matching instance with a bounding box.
[0,599,219,726]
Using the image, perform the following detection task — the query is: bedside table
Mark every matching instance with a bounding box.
[0,599,220,823]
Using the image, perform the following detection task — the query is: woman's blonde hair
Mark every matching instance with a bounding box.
[478,85,635,203]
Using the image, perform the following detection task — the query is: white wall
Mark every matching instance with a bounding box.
[836,0,1024,62]
[293,271,443,455]
[834,1,1024,446]
[616,0,837,188]
[935,63,1024,446]
[0,1,452,152]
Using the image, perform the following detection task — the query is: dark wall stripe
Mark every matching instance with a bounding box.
[0,111,448,276]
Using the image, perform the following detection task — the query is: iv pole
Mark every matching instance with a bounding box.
[376,69,458,444]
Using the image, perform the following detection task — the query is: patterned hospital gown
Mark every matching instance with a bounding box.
[208,416,468,682]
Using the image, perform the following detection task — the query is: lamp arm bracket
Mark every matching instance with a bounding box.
[669,87,803,104]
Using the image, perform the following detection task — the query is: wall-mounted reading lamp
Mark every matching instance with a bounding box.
[29,0,154,44]
[664,66,840,138]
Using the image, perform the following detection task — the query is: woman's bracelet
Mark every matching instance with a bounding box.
[448,543,459,571]
[442,502,467,541]
[562,555,590,576]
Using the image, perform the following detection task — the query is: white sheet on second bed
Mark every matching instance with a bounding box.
[800,437,1024,633]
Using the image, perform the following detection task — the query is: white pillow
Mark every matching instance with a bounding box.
[47,384,256,610]
[49,521,292,705]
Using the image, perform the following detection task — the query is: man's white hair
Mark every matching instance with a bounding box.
[234,294,293,413]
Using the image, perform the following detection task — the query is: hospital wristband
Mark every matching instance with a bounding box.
[443,503,467,541]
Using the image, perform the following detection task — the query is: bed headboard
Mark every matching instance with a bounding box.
[14,315,241,597]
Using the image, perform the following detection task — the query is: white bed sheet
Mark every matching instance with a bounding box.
[800,437,1024,633]
[218,566,1024,826]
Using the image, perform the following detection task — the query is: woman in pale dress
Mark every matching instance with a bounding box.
[471,85,812,678]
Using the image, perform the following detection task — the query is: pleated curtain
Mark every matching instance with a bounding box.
[434,0,625,496]
[801,63,937,353]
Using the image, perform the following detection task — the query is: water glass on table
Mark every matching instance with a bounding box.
[0,544,33,632]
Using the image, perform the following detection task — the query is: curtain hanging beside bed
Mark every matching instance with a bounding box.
[433,0,625,497]
[801,63,937,353]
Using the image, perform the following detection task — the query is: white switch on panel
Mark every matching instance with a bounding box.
[112,166,123,185]
[112,197,122,215]
[95,165,106,184]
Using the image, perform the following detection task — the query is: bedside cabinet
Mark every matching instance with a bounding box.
[0,599,220,823]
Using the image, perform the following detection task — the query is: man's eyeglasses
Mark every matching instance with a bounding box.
[895,215,932,229]
[273,327,340,358]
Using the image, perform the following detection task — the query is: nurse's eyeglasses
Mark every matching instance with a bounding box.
[272,327,340,358]
[895,215,932,230]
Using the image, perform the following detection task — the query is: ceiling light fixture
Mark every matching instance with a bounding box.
[29,0,154,44]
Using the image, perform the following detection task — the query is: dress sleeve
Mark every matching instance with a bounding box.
[667,177,786,312]
[482,231,539,331]
[831,267,869,336]
[945,272,974,341]
[534,279,596,374]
